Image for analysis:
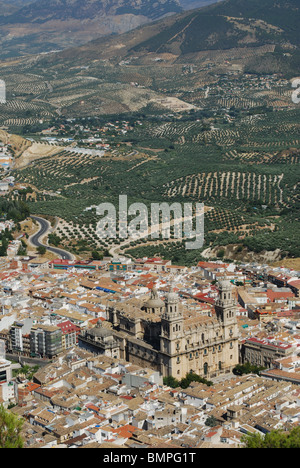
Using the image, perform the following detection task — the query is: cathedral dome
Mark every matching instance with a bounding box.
[89,321,113,338]
[144,287,164,309]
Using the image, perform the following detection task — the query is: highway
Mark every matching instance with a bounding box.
[30,215,74,261]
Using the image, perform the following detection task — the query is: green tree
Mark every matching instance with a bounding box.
[163,373,213,389]
[205,415,218,427]
[92,250,103,260]
[37,246,47,255]
[163,375,180,388]
[0,405,24,448]
[0,238,8,257]
[242,427,300,448]
[48,233,62,247]
[233,363,265,376]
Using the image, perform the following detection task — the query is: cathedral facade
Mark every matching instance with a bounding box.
[80,280,239,380]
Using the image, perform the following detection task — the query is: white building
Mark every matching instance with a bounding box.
[1,381,15,402]
[0,358,13,402]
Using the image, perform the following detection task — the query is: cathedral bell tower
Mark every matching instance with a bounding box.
[215,278,238,341]
[160,284,183,359]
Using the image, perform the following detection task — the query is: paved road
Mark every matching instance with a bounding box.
[30,215,74,261]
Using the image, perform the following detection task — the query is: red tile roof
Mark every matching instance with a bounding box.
[57,320,80,334]
[266,289,294,302]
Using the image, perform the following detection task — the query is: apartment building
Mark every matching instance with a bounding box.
[30,324,62,359]
[57,320,80,350]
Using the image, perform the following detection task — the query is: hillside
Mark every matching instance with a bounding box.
[35,0,298,78]
[0,0,298,263]
[1,0,298,61]
[0,0,33,15]
[0,0,182,58]
[129,0,300,54]
[1,0,182,23]
[0,0,299,125]
[179,0,221,9]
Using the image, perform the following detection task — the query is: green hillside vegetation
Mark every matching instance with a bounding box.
[132,12,247,53]
[211,0,299,42]
[0,0,298,262]
[0,405,24,448]
[0,199,30,223]
[10,105,300,263]
[130,0,300,55]
[242,426,300,449]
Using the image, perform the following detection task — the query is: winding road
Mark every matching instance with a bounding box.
[29,215,74,261]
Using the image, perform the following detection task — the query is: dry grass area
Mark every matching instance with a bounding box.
[19,218,36,239]
[201,244,283,264]
[26,248,58,261]
[0,130,65,169]
[271,258,300,271]
[14,142,64,169]
[0,129,31,157]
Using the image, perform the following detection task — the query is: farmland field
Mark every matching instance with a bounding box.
[0,39,298,263]
[8,103,299,263]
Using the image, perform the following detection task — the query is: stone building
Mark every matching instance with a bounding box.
[241,336,295,369]
[80,321,121,360]
[80,280,239,380]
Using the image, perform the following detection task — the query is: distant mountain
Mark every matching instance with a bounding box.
[0,0,299,122]
[31,0,297,85]
[128,0,300,55]
[179,0,222,10]
[2,0,182,23]
[50,0,299,63]
[0,0,183,58]
[0,0,33,15]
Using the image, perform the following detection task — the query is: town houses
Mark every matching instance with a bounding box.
[0,253,299,448]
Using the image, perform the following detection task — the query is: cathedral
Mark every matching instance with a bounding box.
[80,279,239,380]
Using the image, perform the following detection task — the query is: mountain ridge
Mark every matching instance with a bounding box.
[0,0,183,23]
[0,0,183,58]
[41,0,299,67]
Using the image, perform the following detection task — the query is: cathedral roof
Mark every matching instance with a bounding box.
[144,287,164,309]
[88,322,113,338]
